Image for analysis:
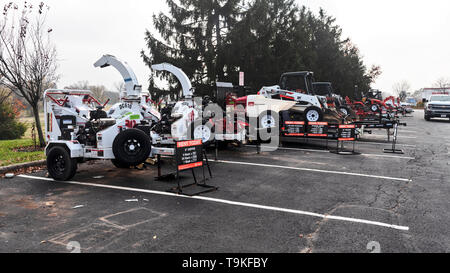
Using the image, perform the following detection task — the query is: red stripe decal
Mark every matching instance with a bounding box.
[339,125,356,129]
[178,161,203,171]
[285,121,305,125]
[280,95,295,100]
[338,138,355,141]
[177,140,203,148]
[308,122,328,126]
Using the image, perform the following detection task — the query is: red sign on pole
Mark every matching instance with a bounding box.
[239,72,244,86]
[338,124,356,141]
[176,140,203,171]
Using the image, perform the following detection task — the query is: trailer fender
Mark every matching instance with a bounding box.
[46,141,84,158]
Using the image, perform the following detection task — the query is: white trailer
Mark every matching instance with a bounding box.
[43,54,302,181]
[43,55,199,180]
[421,88,450,102]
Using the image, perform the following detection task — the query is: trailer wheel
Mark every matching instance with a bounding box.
[47,146,78,181]
[304,107,323,122]
[339,106,349,116]
[258,111,278,129]
[338,106,357,119]
[112,129,151,166]
[258,111,279,142]
[191,121,215,146]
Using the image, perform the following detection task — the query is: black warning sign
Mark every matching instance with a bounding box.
[176,140,203,171]
[284,121,305,136]
[338,124,356,141]
[307,122,328,137]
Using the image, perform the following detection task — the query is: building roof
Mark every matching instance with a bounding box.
[421,87,450,91]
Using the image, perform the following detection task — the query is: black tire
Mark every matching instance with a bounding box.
[257,111,279,142]
[258,111,279,129]
[424,115,430,121]
[190,121,215,146]
[339,106,350,116]
[47,146,77,181]
[304,106,323,122]
[111,159,131,169]
[112,129,151,166]
[339,106,357,119]
[370,104,380,112]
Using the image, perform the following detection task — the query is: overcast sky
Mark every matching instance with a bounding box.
[33,0,450,95]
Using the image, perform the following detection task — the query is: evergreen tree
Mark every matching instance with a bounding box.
[226,0,306,88]
[142,0,381,100]
[228,2,381,97]
[142,0,241,101]
[304,9,381,98]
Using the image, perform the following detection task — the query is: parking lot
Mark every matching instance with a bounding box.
[1,109,449,253]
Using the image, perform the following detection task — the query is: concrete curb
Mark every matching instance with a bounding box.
[0,160,46,174]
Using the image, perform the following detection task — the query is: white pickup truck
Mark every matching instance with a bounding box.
[424,95,450,121]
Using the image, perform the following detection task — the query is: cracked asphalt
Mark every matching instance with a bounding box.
[1,109,449,253]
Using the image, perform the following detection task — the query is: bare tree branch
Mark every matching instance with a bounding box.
[433,77,450,89]
[0,1,58,146]
[392,80,411,95]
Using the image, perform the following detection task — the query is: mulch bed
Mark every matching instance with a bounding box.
[13,146,45,152]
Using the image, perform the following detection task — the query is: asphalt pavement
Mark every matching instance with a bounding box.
[1,109,449,253]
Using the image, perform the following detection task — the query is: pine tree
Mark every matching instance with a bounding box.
[304,9,381,98]
[142,0,381,101]
[226,0,307,88]
[142,0,241,101]
[227,2,381,98]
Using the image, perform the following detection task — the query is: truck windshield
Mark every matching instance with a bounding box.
[313,84,331,96]
[281,75,307,92]
[430,96,450,102]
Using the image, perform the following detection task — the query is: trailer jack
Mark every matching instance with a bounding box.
[330,140,361,155]
[383,123,405,154]
[155,149,217,196]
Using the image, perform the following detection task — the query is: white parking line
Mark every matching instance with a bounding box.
[362,154,415,160]
[247,145,329,153]
[255,146,414,160]
[212,160,412,182]
[357,141,416,148]
[366,134,417,139]
[368,129,418,134]
[17,174,409,231]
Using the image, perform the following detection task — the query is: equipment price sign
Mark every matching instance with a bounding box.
[284,121,305,136]
[338,124,356,141]
[176,140,203,171]
[307,122,328,137]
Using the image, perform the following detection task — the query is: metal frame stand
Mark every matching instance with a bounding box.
[254,127,271,154]
[155,154,177,181]
[383,123,404,154]
[256,138,261,154]
[330,139,361,155]
[214,140,219,160]
[156,149,217,196]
